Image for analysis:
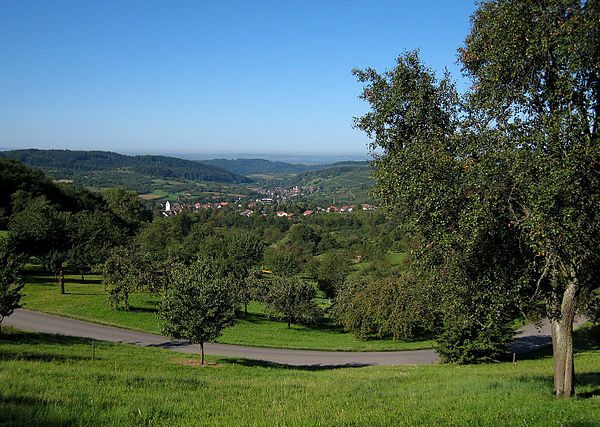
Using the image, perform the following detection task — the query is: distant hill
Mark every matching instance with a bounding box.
[1,149,252,184]
[290,162,371,185]
[198,158,326,175]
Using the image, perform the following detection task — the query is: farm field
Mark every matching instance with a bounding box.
[19,267,434,352]
[1,324,598,426]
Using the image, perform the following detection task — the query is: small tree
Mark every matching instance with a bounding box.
[0,241,24,334]
[263,276,322,329]
[263,244,308,277]
[317,251,351,299]
[158,260,236,364]
[102,243,165,310]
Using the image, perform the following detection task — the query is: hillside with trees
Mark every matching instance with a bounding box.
[198,158,325,175]
[0,149,253,187]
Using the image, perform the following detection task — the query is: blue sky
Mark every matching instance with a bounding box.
[0,0,478,159]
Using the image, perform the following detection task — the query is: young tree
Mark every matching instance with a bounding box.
[263,244,308,277]
[102,243,166,310]
[0,241,24,334]
[317,251,351,299]
[263,276,322,329]
[158,259,236,364]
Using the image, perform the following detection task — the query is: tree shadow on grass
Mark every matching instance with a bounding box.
[127,306,158,314]
[220,356,371,371]
[0,395,78,427]
[0,329,98,349]
[22,274,57,286]
[515,372,600,400]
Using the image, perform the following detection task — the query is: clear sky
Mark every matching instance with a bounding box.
[0,0,478,159]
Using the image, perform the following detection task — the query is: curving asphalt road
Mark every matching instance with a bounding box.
[4,309,585,367]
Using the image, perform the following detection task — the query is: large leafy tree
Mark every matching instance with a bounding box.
[158,259,236,365]
[354,0,599,399]
[354,51,528,362]
[459,0,600,399]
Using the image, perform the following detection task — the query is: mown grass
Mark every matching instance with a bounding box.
[20,267,434,352]
[0,324,598,426]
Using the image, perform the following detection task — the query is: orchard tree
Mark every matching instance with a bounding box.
[354,51,528,362]
[0,240,24,334]
[354,0,600,399]
[158,259,236,365]
[332,274,438,342]
[103,187,149,233]
[9,197,69,273]
[317,251,351,299]
[263,276,322,329]
[460,0,600,399]
[102,243,166,310]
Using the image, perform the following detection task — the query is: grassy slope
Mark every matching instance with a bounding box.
[20,269,433,352]
[1,325,598,426]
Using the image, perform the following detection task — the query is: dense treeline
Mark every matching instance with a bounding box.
[1,158,149,276]
[1,149,252,183]
[198,158,325,175]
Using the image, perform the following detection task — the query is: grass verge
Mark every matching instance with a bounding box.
[0,324,598,426]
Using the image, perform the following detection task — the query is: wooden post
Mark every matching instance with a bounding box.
[512,353,516,368]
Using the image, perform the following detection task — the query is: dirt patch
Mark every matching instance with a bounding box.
[138,194,162,200]
[53,179,74,183]
[171,358,222,367]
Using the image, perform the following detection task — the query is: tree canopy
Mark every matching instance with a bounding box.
[354,0,599,399]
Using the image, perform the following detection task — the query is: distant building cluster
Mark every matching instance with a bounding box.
[160,200,376,218]
[248,185,319,201]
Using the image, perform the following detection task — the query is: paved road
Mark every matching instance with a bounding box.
[4,309,585,367]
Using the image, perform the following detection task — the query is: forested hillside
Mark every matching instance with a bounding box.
[1,149,252,184]
[198,158,325,175]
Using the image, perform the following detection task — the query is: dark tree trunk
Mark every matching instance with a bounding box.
[244,303,248,316]
[200,342,205,365]
[549,271,579,400]
[287,320,291,329]
[59,270,65,294]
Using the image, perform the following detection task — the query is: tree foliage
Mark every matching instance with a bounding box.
[0,240,24,334]
[102,244,166,310]
[158,259,236,364]
[263,277,322,329]
[317,251,351,299]
[354,0,600,398]
[332,273,438,341]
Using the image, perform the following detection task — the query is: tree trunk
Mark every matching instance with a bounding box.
[550,276,579,399]
[200,342,205,365]
[59,270,65,294]
[244,303,248,316]
[287,320,291,329]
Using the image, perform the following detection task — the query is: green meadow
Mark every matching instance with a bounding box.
[1,324,598,426]
[20,267,433,352]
